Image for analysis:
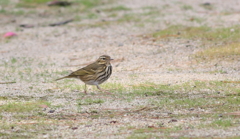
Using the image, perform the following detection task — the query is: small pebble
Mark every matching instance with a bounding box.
[189,108,194,111]
[71,127,78,130]
[118,43,124,47]
[168,119,178,123]
[48,110,55,113]
[202,2,211,6]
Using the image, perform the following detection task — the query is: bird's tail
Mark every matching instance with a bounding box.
[55,76,70,81]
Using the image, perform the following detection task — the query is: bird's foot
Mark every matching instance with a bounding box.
[83,90,87,95]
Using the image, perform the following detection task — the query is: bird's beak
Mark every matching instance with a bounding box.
[110,58,114,60]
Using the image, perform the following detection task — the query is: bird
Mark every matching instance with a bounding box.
[55,55,113,94]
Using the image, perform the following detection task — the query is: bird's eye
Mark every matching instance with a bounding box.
[102,58,106,60]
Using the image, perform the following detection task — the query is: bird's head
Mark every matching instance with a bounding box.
[97,55,113,65]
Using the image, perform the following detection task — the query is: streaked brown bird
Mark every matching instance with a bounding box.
[56,55,113,94]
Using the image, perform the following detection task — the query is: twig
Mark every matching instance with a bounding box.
[0,81,16,84]
[221,81,240,84]
[49,19,74,26]
[19,24,34,28]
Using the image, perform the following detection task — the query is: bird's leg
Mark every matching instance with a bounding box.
[83,84,87,94]
[96,85,111,94]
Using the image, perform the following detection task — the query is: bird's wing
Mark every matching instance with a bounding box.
[69,62,103,76]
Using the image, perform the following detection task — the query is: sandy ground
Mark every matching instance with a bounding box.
[0,0,240,138]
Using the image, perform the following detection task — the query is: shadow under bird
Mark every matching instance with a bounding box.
[56,55,113,94]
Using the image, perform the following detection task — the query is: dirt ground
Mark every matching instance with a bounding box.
[0,0,240,138]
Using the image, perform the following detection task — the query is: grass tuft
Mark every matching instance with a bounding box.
[150,25,240,61]
[152,25,240,42]
[209,119,233,128]
[195,42,240,60]
[78,98,104,105]
[102,5,131,12]
[17,0,50,7]
[0,100,50,113]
